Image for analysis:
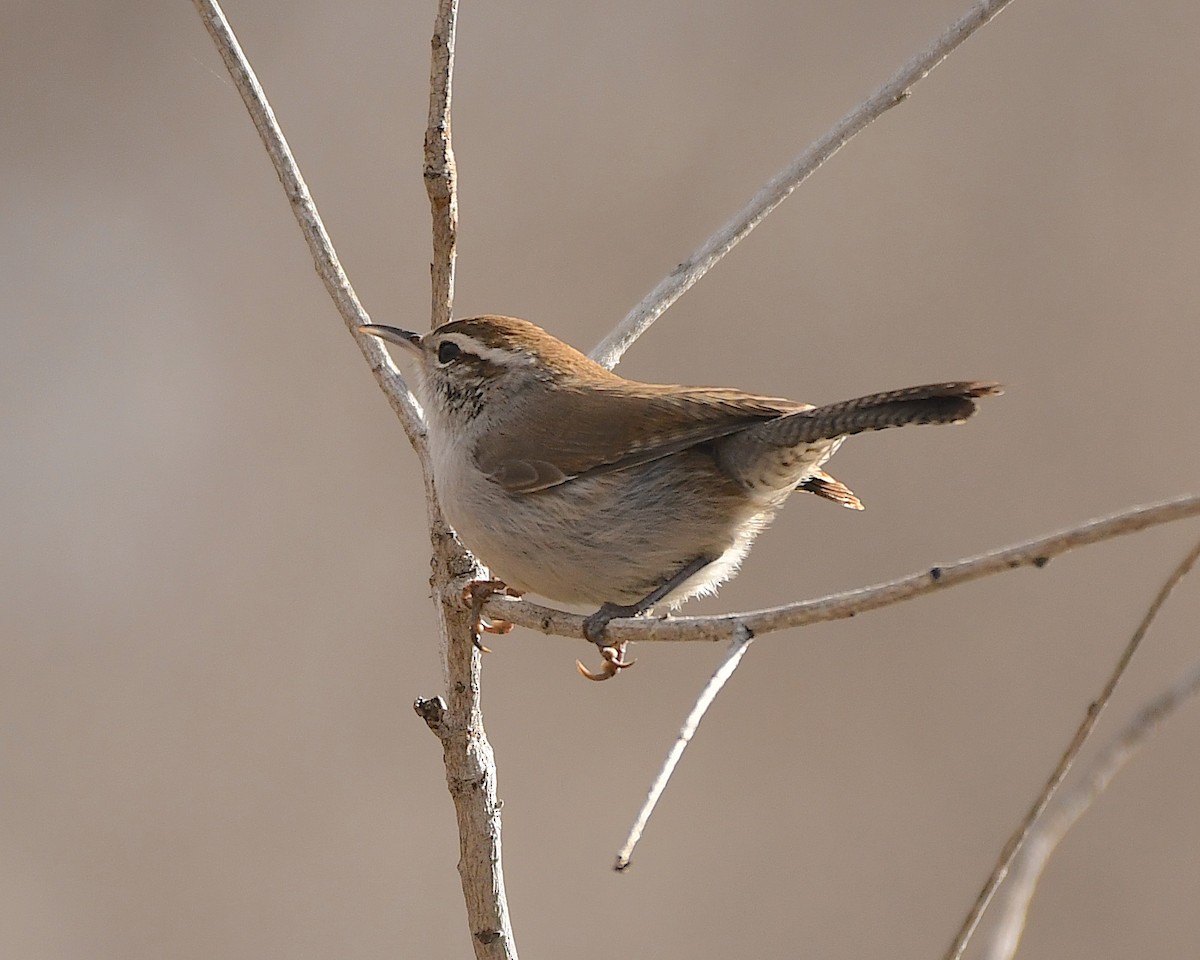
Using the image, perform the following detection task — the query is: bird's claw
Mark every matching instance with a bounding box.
[578,602,642,680]
[576,643,637,682]
[461,579,522,652]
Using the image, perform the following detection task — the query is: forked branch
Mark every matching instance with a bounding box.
[608,505,1200,871]
[194,1,515,957]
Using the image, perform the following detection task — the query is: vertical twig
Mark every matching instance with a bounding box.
[425,0,458,331]
[418,2,518,958]
[416,514,518,960]
[943,539,1200,960]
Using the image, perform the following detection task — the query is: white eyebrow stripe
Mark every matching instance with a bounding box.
[438,333,535,368]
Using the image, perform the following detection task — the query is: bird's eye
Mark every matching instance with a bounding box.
[437,341,461,364]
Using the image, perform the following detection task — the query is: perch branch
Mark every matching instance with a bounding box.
[615,510,1200,877]
[192,0,424,442]
[590,0,1016,369]
[945,537,1200,960]
[481,494,1200,643]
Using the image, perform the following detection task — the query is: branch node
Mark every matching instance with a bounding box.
[414,695,449,735]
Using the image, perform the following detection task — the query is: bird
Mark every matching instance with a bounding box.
[360,315,1001,679]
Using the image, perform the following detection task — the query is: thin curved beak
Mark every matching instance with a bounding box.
[358,324,423,357]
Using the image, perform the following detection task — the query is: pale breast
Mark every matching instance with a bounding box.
[432,442,779,608]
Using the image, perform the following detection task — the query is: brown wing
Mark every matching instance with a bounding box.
[476,379,805,494]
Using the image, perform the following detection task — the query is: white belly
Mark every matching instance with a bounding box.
[429,434,781,608]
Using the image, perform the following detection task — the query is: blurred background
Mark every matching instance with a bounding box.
[3,0,1199,957]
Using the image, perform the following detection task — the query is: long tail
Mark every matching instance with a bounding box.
[747,381,1003,447]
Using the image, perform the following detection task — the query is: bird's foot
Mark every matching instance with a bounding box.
[461,579,522,652]
[576,641,637,682]
[577,602,641,681]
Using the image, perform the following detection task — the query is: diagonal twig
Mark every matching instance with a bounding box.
[944,537,1200,960]
[614,626,755,871]
[589,0,1016,369]
[192,0,424,442]
[981,654,1200,960]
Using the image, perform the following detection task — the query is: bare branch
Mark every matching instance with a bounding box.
[415,484,518,960]
[416,2,518,957]
[424,0,458,329]
[614,625,754,871]
[195,1,514,955]
[482,493,1200,644]
[981,657,1200,960]
[417,522,520,960]
[589,0,1016,369]
[195,0,1194,955]
[192,0,424,443]
[945,538,1200,960]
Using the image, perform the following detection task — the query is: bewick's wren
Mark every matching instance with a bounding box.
[361,315,1000,679]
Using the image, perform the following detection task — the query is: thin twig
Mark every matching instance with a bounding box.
[619,509,1200,880]
[981,656,1200,960]
[191,0,424,442]
[482,494,1200,644]
[945,538,1200,960]
[615,626,755,872]
[195,1,515,955]
[589,0,1015,369]
[424,0,458,330]
[416,2,518,958]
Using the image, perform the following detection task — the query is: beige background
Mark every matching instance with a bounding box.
[4,1,1200,957]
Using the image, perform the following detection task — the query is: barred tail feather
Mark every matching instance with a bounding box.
[751,381,1002,447]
